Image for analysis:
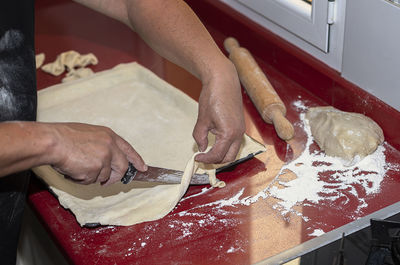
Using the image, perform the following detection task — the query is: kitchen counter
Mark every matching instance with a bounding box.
[30,0,400,264]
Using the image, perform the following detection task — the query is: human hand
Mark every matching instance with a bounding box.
[193,61,245,164]
[48,123,147,185]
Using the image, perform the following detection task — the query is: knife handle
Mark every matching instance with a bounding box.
[121,162,137,184]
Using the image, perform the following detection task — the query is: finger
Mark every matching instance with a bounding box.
[195,137,231,164]
[61,165,100,184]
[103,163,128,186]
[192,120,210,152]
[97,163,112,184]
[108,148,130,184]
[52,166,68,176]
[115,136,147,172]
[219,139,242,164]
[69,173,97,185]
[102,168,124,186]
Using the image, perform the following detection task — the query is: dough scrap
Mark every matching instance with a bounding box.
[35,53,45,69]
[306,106,384,166]
[41,50,98,76]
[34,62,266,226]
[62,67,94,83]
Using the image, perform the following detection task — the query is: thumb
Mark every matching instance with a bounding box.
[192,120,210,152]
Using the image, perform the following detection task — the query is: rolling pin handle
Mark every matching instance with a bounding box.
[224,37,240,54]
[269,107,295,141]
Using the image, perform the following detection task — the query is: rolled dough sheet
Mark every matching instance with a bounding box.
[33,62,266,226]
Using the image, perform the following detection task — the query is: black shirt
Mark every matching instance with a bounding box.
[0,1,37,264]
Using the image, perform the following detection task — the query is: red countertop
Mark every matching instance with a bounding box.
[30,0,400,264]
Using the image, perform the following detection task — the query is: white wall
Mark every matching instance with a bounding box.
[342,0,400,111]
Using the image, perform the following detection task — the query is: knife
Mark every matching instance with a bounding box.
[122,149,265,185]
[121,162,209,185]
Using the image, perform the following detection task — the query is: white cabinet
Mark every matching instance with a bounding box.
[220,0,346,71]
[236,0,332,52]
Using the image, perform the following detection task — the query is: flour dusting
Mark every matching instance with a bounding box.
[181,186,213,201]
[193,101,391,221]
[227,246,242,253]
[309,229,325,237]
[167,100,395,242]
[179,116,389,220]
[292,99,308,111]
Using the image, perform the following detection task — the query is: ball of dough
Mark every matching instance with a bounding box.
[306,106,384,166]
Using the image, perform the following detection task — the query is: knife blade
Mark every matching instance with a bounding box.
[121,162,209,185]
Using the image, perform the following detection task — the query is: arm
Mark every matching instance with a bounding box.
[0,121,146,185]
[74,0,246,164]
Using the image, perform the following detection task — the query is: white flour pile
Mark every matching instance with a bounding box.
[265,100,388,218]
[271,114,385,214]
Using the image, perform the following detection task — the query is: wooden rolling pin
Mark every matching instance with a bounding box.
[224,37,294,141]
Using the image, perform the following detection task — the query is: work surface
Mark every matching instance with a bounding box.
[30,0,400,264]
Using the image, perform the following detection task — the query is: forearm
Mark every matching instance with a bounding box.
[127,0,231,81]
[74,0,232,82]
[0,121,147,184]
[73,0,245,164]
[0,122,56,177]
